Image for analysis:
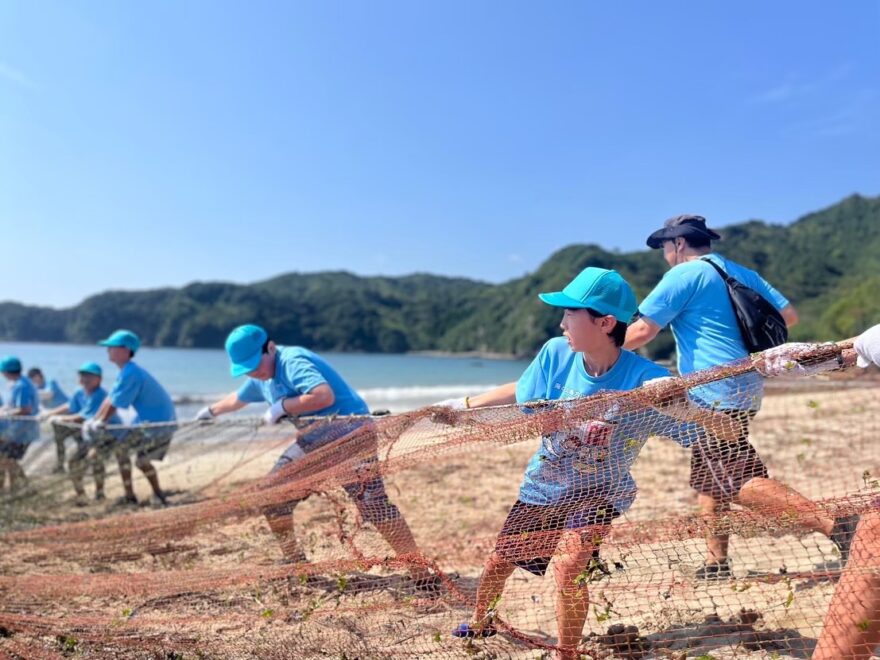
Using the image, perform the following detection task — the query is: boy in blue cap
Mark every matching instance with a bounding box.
[29,367,69,472]
[44,362,123,505]
[624,214,852,579]
[86,330,177,506]
[0,356,40,493]
[196,325,431,583]
[445,268,739,660]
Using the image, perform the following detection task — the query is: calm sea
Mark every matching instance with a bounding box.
[0,342,531,418]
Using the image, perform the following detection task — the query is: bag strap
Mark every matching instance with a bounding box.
[700,256,736,285]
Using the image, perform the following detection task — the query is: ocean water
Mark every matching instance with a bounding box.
[0,341,531,418]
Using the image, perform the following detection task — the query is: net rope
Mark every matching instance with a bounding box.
[1,340,878,658]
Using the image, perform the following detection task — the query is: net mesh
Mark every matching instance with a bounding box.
[1,342,878,659]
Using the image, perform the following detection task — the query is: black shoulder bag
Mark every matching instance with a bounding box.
[700,257,788,353]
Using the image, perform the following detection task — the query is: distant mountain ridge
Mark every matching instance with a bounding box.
[2,194,878,360]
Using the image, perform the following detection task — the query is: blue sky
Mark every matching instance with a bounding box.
[2,1,878,307]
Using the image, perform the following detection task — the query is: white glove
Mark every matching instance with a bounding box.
[642,376,691,417]
[759,342,841,378]
[82,418,106,441]
[432,397,468,410]
[194,406,215,421]
[263,399,287,425]
[855,325,880,368]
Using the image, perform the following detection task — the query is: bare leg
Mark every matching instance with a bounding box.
[68,448,87,497]
[8,460,26,492]
[814,510,880,660]
[91,447,106,498]
[471,551,516,627]
[115,448,136,500]
[263,508,305,561]
[736,477,834,536]
[135,456,164,499]
[699,494,730,563]
[553,528,607,660]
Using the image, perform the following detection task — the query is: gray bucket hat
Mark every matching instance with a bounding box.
[646,214,722,249]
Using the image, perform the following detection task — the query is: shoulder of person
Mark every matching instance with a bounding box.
[621,350,670,379]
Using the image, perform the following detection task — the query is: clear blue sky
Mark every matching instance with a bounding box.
[2,1,878,307]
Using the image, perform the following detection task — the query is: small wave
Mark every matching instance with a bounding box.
[172,394,229,405]
[358,384,500,402]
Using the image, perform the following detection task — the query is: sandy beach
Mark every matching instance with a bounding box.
[1,379,879,658]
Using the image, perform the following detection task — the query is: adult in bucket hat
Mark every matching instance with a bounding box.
[442,267,740,660]
[625,214,855,579]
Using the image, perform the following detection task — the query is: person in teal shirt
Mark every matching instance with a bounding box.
[87,330,177,507]
[44,362,123,505]
[624,214,853,580]
[0,356,40,493]
[29,367,69,472]
[195,325,437,589]
[446,268,739,660]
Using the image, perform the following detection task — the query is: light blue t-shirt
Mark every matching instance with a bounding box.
[69,386,122,424]
[237,347,369,445]
[514,337,700,511]
[110,362,177,432]
[639,253,789,411]
[1,376,40,444]
[39,379,69,408]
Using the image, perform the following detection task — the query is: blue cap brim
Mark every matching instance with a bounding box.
[538,292,587,308]
[230,352,263,378]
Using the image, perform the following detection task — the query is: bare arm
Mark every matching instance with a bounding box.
[781,304,799,328]
[208,391,251,416]
[41,403,71,419]
[92,398,118,424]
[624,317,661,351]
[278,383,335,417]
[642,379,740,441]
[467,382,517,408]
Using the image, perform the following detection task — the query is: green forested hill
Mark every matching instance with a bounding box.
[2,194,878,359]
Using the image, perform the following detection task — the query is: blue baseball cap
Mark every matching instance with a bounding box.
[538,267,637,323]
[225,324,269,377]
[98,329,141,353]
[78,361,103,376]
[0,356,22,373]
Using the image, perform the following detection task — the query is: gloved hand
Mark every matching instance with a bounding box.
[758,342,841,378]
[263,399,287,425]
[429,397,468,425]
[82,417,106,441]
[194,406,215,421]
[642,376,691,417]
[855,325,880,368]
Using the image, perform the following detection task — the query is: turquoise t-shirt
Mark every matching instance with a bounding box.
[69,386,122,424]
[638,253,789,411]
[1,376,40,444]
[39,379,69,408]
[237,346,368,416]
[514,337,699,510]
[237,347,368,446]
[110,362,177,433]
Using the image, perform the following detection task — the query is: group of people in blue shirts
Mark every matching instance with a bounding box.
[0,330,177,506]
[1,213,878,659]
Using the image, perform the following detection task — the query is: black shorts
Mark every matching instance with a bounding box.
[690,409,768,502]
[495,497,619,576]
[0,440,28,460]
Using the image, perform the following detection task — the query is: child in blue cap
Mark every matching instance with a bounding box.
[29,367,69,472]
[0,356,40,493]
[444,267,739,660]
[44,362,123,505]
[86,330,177,507]
[196,325,436,588]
